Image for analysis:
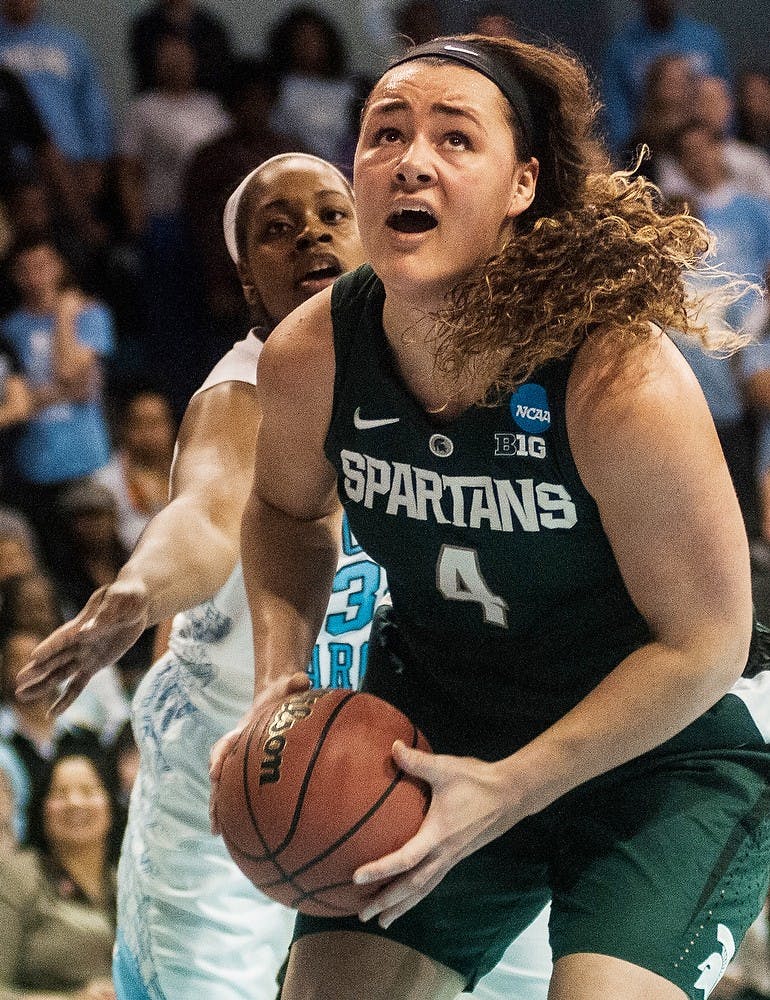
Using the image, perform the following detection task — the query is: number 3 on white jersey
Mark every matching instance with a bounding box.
[436,544,508,628]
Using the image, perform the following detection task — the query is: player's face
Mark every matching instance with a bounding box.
[240,159,364,325]
[354,62,538,304]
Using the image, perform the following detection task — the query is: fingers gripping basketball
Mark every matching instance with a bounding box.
[215,688,432,916]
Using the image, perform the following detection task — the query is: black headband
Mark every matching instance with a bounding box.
[387,39,535,150]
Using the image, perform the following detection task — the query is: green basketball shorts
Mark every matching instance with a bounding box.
[292,630,770,996]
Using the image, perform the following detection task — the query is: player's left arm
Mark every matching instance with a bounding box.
[354,330,753,927]
[507,330,752,806]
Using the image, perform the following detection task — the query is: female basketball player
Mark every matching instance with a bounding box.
[223,35,770,1000]
[17,152,553,1000]
[14,154,369,999]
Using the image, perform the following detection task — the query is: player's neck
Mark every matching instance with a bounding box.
[381,302,484,419]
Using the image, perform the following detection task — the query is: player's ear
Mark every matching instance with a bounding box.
[505,156,539,220]
[237,259,266,312]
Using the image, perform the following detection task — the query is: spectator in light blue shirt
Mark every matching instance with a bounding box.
[0,0,112,165]
[1,232,114,584]
[601,0,729,158]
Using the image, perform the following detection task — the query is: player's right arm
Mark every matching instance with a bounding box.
[209,292,341,833]
[241,288,342,693]
[15,379,260,713]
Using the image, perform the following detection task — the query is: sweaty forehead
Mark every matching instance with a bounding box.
[368,61,506,115]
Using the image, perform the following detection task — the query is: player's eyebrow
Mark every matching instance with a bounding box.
[259,190,347,212]
[369,98,486,131]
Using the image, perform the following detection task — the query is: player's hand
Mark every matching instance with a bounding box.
[209,671,311,835]
[354,742,520,928]
[15,580,151,714]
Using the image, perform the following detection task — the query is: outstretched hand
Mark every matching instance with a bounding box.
[354,742,519,928]
[209,671,311,835]
[14,580,151,715]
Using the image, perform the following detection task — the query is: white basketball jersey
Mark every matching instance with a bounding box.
[118,331,387,999]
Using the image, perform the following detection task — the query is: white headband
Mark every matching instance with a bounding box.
[222,153,354,265]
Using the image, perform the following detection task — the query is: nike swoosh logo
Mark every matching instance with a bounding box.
[353,407,401,430]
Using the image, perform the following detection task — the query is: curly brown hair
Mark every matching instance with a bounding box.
[414,35,750,399]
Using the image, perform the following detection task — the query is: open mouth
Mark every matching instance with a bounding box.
[297,258,343,289]
[386,207,438,234]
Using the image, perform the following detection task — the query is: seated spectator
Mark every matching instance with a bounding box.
[118,32,230,418]
[0,561,130,748]
[737,69,770,157]
[1,171,147,404]
[57,481,131,609]
[0,753,117,998]
[57,480,156,685]
[600,0,730,157]
[392,0,443,46]
[95,390,174,551]
[665,121,770,538]
[0,0,113,234]
[0,176,100,317]
[0,627,101,845]
[627,52,695,176]
[657,76,770,200]
[130,0,233,97]
[0,66,100,245]
[268,6,360,166]
[183,57,305,355]
[0,740,28,845]
[0,327,30,432]
[0,569,63,639]
[0,233,115,582]
[0,530,36,584]
[470,4,517,40]
[117,33,230,243]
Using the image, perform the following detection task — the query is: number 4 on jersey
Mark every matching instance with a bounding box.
[436,544,509,627]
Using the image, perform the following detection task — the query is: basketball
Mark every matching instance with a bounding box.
[216,687,432,916]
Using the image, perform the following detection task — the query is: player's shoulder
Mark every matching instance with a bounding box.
[567,325,716,486]
[569,325,704,421]
[259,287,335,401]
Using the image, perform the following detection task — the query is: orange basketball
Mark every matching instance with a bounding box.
[216,687,432,916]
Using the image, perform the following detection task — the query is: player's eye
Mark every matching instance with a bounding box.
[263,219,294,239]
[321,208,347,224]
[444,131,471,151]
[373,127,403,145]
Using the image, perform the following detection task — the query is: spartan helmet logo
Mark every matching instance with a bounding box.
[429,433,454,458]
[694,923,736,998]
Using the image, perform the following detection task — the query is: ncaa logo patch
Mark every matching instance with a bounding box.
[510,383,551,434]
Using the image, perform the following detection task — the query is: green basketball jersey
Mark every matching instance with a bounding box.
[325,265,651,730]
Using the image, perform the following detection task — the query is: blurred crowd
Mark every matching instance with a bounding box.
[0,0,768,996]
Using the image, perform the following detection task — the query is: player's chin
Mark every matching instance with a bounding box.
[295,275,339,303]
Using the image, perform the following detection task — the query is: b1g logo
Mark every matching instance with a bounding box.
[260,690,326,785]
[510,383,551,434]
[495,433,546,458]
